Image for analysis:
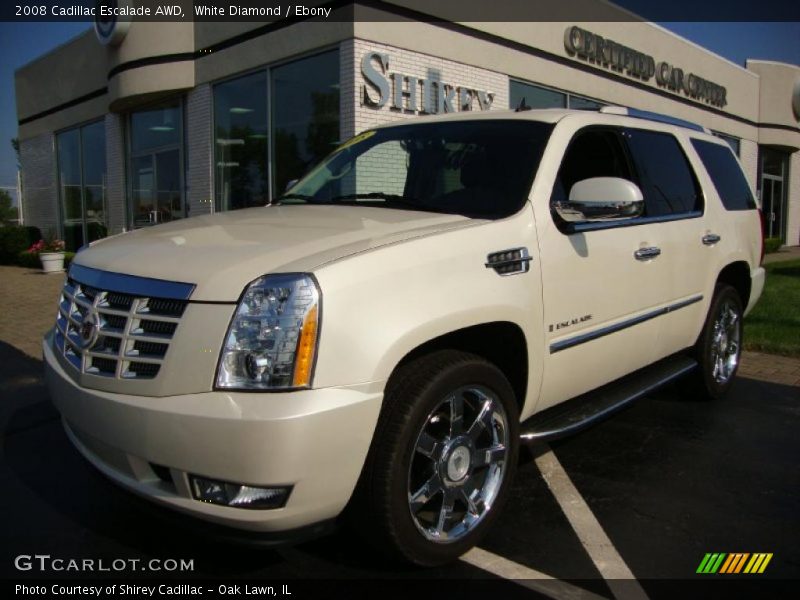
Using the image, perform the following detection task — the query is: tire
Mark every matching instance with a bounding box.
[687,284,744,399]
[350,350,519,566]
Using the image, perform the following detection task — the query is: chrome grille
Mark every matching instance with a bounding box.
[53,277,188,380]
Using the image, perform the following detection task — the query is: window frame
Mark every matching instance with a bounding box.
[550,125,705,235]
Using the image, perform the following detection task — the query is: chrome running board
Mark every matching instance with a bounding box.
[520,354,698,443]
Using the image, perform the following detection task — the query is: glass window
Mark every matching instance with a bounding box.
[691,139,755,211]
[130,105,180,152]
[213,71,269,211]
[81,120,107,242]
[129,100,184,227]
[271,50,340,197]
[568,95,604,110]
[282,120,553,220]
[625,130,701,216]
[510,80,566,110]
[712,132,740,157]
[551,128,633,205]
[56,121,107,251]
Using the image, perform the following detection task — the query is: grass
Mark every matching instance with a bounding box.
[743,259,800,357]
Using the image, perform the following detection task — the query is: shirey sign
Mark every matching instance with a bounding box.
[361,52,495,115]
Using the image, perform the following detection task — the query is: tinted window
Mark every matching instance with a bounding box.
[510,80,566,110]
[626,130,701,216]
[284,120,553,219]
[691,139,756,211]
[551,128,633,204]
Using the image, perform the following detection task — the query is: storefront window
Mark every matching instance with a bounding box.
[129,102,184,227]
[211,50,340,209]
[712,132,741,157]
[213,71,269,211]
[56,120,106,251]
[510,80,566,110]
[271,50,340,196]
[568,95,604,110]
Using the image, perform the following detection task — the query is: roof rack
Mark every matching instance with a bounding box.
[599,106,709,133]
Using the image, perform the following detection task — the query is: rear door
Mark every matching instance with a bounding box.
[622,128,710,356]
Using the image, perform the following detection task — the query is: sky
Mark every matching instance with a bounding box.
[0,19,799,202]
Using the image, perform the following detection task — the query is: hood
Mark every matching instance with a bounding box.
[74,205,476,301]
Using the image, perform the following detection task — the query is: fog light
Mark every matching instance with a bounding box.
[190,476,291,510]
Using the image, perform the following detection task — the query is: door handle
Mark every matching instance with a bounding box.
[702,233,721,245]
[634,246,661,260]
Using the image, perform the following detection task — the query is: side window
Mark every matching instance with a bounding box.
[690,139,756,211]
[551,128,633,204]
[625,130,702,216]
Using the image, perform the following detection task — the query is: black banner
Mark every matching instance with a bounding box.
[1,0,799,23]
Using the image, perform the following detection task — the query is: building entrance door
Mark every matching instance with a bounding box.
[128,101,184,228]
[759,148,788,243]
[761,175,784,240]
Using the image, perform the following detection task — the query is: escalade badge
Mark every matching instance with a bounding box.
[79,312,100,350]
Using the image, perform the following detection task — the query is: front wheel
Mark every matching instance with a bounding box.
[351,350,519,566]
[689,284,744,399]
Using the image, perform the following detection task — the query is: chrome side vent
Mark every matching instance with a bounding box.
[485,247,532,276]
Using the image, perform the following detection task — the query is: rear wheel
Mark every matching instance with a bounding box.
[688,284,743,399]
[351,350,519,566]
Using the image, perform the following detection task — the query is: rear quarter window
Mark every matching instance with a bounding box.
[690,139,757,211]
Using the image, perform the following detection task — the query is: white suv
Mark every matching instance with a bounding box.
[44,108,765,565]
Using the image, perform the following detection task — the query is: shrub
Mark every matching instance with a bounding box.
[764,237,782,254]
[0,225,44,264]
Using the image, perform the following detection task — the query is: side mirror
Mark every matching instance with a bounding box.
[554,177,644,224]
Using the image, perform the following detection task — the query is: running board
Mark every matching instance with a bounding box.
[520,355,698,443]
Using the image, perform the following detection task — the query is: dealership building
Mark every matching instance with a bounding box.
[14,1,800,251]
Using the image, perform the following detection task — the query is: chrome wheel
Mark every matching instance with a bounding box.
[407,386,509,543]
[710,299,741,385]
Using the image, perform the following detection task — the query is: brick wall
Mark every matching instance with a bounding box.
[19,133,57,237]
[340,40,357,141]
[186,84,213,217]
[105,113,126,234]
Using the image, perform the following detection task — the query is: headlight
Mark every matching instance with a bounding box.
[216,273,320,390]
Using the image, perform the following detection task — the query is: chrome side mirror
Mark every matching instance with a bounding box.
[554,177,644,223]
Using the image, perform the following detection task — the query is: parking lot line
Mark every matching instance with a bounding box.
[535,448,650,600]
[461,547,608,600]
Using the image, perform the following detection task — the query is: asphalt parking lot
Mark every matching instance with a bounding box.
[1,266,798,598]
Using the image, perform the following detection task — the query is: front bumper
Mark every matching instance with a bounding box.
[43,332,383,533]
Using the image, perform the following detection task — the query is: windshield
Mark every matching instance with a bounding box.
[278,119,553,219]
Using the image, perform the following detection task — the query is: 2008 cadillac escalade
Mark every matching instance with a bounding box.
[44,107,765,565]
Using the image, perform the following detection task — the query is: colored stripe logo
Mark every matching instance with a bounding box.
[696,553,773,574]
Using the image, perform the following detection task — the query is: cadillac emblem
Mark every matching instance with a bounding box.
[79,312,100,350]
